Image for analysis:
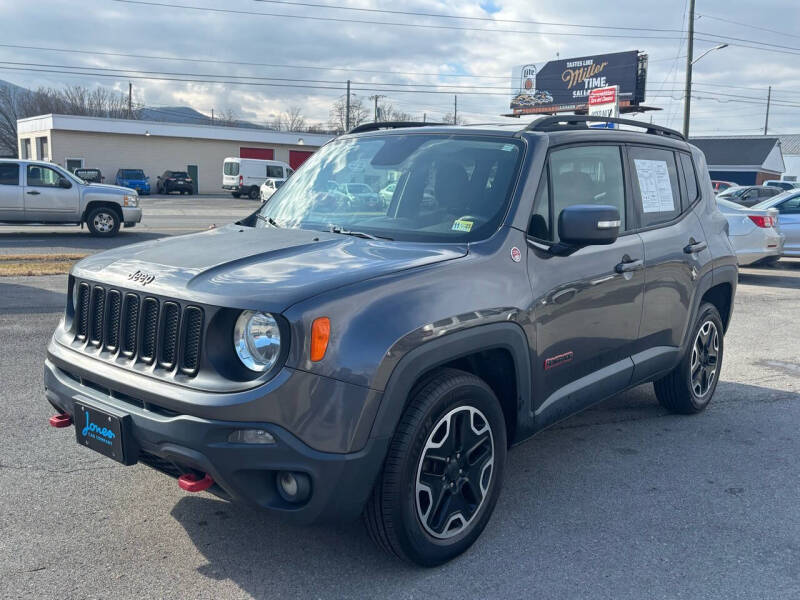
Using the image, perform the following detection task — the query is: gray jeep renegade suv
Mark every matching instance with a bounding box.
[45,116,737,566]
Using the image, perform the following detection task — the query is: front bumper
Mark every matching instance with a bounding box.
[122,206,142,224]
[44,357,388,523]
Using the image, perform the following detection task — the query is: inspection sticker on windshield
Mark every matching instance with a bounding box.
[452,219,474,232]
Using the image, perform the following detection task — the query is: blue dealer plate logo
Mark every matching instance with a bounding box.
[81,411,116,446]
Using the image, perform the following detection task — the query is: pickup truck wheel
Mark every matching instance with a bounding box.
[364,368,506,566]
[654,302,723,414]
[86,206,121,237]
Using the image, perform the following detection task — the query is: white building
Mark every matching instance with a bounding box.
[17,114,332,193]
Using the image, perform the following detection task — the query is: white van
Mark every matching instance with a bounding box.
[222,157,294,199]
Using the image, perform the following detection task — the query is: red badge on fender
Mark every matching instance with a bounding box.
[510,246,522,262]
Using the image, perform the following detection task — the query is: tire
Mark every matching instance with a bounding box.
[364,368,507,566]
[248,186,260,200]
[231,192,241,198]
[654,302,724,414]
[85,206,121,237]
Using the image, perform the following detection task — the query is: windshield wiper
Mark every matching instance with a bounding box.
[256,214,281,228]
[327,225,393,241]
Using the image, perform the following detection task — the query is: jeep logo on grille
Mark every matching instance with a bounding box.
[128,270,156,286]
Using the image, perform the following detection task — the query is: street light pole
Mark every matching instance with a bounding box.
[682,0,696,139]
[345,80,351,131]
[764,86,771,135]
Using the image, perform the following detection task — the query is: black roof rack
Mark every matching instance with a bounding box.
[526,115,685,141]
[347,121,442,134]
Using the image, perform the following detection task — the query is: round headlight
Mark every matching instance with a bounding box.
[233,311,281,372]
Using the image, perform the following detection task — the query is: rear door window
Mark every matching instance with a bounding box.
[224,162,239,176]
[547,145,626,242]
[0,163,19,185]
[628,146,681,227]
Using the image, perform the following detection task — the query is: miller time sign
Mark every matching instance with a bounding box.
[510,50,646,115]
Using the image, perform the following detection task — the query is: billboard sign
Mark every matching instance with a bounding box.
[588,85,619,128]
[510,51,644,115]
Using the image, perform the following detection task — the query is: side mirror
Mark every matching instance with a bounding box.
[558,204,620,246]
[59,178,72,189]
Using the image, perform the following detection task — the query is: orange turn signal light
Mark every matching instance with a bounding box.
[310,317,330,362]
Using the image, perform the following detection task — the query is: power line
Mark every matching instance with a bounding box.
[0,59,522,91]
[0,42,513,80]
[696,13,800,40]
[252,0,685,33]
[111,0,686,40]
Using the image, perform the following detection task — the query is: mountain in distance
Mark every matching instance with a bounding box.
[0,79,267,129]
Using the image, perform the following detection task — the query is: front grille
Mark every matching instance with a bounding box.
[73,282,204,376]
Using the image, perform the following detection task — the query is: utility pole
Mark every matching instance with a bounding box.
[211,108,214,124]
[369,94,385,122]
[128,82,132,119]
[423,112,426,123]
[345,80,351,131]
[682,0,696,139]
[764,86,771,135]
[454,95,458,124]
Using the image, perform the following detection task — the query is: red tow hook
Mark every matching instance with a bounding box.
[178,472,214,493]
[49,413,73,428]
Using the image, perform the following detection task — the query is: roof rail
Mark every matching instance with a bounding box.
[526,115,685,141]
[347,121,442,134]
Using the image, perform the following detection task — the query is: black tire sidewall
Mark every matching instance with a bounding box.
[391,374,507,566]
[683,303,724,411]
[86,207,120,237]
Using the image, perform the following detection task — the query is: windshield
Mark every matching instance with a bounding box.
[224,161,239,176]
[716,198,746,212]
[753,190,799,210]
[171,171,189,178]
[256,134,523,243]
[121,169,145,179]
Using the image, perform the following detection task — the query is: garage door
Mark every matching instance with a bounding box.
[240,147,274,160]
[289,150,314,170]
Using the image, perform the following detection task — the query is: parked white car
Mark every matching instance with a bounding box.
[0,159,141,236]
[259,178,285,202]
[753,191,800,259]
[222,157,293,200]
[717,198,783,265]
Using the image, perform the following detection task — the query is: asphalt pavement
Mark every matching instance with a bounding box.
[0,194,256,255]
[1,206,799,598]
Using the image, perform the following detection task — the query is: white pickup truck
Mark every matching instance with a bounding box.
[0,159,142,236]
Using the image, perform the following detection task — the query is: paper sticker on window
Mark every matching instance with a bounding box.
[452,219,474,232]
[634,159,675,213]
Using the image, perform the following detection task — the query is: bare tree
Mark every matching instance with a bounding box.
[0,83,137,157]
[443,111,465,125]
[328,94,369,133]
[216,107,239,127]
[377,101,414,122]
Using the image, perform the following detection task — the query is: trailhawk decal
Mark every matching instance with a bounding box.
[544,351,574,370]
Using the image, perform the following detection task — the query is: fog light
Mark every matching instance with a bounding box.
[227,429,275,444]
[277,471,311,504]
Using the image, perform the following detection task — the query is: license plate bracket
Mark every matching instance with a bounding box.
[73,400,137,465]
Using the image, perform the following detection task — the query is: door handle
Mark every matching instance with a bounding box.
[684,240,707,254]
[26,190,40,195]
[615,258,643,273]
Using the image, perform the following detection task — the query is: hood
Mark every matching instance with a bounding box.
[86,183,131,194]
[72,224,467,312]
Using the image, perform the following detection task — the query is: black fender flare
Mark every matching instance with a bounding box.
[367,322,532,442]
[679,264,737,355]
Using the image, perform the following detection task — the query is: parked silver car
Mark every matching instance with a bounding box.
[0,159,141,236]
[753,191,800,258]
[716,198,784,265]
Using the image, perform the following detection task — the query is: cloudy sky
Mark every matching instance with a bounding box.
[1,0,799,135]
